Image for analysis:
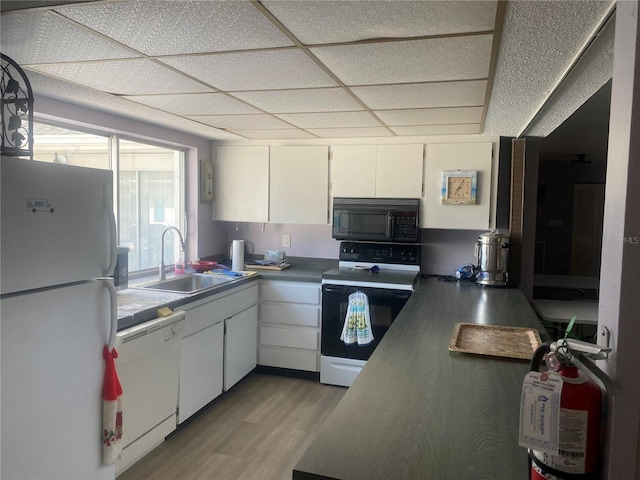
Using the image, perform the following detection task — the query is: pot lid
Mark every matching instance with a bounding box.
[478,229,509,242]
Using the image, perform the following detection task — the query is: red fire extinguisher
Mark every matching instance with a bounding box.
[527,342,603,480]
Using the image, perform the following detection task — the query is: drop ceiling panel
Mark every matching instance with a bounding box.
[263,1,497,45]
[275,111,381,129]
[187,114,293,130]
[232,88,364,113]
[484,0,614,136]
[0,10,138,65]
[160,50,336,91]
[310,35,493,86]
[391,124,481,136]
[28,59,212,95]
[375,107,484,126]
[123,93,261,115]
[56,0,294,56]
[307,127,393,138]
[351,81,486,110]
[229,129,315,139]
[26,70,241,140]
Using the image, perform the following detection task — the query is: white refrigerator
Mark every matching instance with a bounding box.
[1,156,118,480]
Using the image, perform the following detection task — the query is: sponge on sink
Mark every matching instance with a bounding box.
[156,307,173,318]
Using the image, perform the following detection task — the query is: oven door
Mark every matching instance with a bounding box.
[321,284,411,361]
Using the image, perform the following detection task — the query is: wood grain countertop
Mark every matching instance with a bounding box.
[294,277,550,480]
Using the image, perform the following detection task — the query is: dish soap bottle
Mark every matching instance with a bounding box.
[174,255,185,275]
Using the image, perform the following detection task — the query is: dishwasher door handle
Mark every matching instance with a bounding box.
[117,311,186,344]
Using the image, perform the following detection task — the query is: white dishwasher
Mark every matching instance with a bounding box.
[115,310,186,475]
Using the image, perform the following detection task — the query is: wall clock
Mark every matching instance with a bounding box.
[441,170,477,205]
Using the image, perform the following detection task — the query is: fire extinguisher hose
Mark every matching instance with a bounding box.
[530,341,553,373]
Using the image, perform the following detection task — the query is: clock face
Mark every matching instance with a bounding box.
[447,176,472,200]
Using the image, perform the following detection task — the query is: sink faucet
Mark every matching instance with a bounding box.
[159,226,187,280]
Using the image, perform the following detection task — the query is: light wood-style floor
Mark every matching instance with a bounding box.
[118,372,346,480]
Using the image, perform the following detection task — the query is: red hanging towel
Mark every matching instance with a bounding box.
[102,345,123,466]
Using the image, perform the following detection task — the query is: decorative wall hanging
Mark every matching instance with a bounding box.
[1,53,34,159]
[200,159,214,203]
[441,170,478,205]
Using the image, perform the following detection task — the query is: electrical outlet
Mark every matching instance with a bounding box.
[282,234,291,248]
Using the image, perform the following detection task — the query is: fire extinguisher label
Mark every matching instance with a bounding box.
[519,371,563,454]
[552,407,588,473]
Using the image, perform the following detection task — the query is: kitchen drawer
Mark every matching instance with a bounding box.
[259,326,318,350]
[260,281,320,305]
[214,284,258,321]
[260,303,319,327]
[259,346,318,372]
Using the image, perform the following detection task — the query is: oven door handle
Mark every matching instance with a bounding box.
[323,285,412,299]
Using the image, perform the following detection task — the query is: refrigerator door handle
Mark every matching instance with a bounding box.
[99,278,118,351]
[104,189,117,277]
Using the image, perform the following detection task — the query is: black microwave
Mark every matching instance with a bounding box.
[332,197,420,243]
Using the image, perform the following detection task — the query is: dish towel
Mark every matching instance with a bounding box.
[102,345,123,466]
[340,291,374,345]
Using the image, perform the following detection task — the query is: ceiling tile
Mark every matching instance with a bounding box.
[187,114,293,129]
[391,124,481,136]
[275,111,381,128]
[123,93,260,115]
[375,107,484,126]
[0,10,138,65]
[307,127,393,138]
[56,0,293,56]
[26,70,242,140]
[228,129,315,139]
[350,80,486,110]
[231,88,363,113]
[263,1,497,45]
[27,59,212,95]
[310,35,493,85]
[159,50,336,91]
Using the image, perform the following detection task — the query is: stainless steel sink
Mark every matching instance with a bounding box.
[134,273,233,295]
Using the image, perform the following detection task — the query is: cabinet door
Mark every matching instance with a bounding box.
[224,305,258,391]
[214,146,269,222]
[330,145,376,197]
[269,146,329,224]
[178,321,224,424]
[375,144,423,198]
[422,142,494,229]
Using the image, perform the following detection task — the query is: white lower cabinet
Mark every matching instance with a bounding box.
[178,320,224,424]
[224,304,258,391]
[178,282,258,424]
[258,280,321,372]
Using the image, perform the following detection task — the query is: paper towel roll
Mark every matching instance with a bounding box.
[231,240,244,272]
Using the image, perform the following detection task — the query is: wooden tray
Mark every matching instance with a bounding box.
[448,323,542,360]
[244,263,291,271]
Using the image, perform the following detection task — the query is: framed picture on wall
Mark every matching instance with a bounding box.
[200,159,213,203]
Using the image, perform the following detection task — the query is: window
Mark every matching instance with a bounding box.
[119,139,184,271]
[32,121,185,274]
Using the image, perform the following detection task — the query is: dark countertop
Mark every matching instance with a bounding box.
[294,277,549,480]
[117,257,337,330]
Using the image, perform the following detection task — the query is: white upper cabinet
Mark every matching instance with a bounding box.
[331,144,423,198]
[213,146,269,223]
[422,142,494,230]
[330,145,377,197]
[375,144,424,198]
[269,146,329,224]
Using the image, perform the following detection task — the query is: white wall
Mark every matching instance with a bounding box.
[598,3,640,478]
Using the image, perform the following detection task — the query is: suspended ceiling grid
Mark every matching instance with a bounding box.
[0,0,614,141]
